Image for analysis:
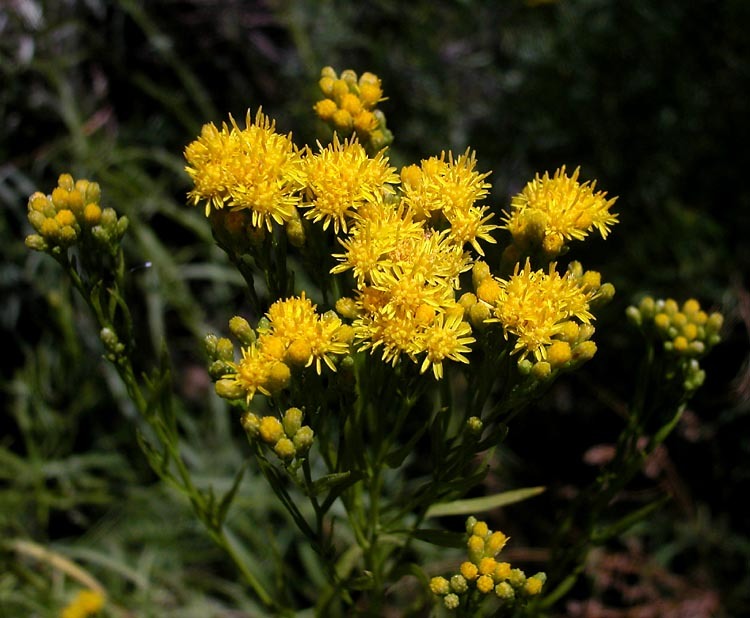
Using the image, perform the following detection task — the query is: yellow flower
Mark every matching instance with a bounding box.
[60,589,105,618]
[419,312,475,379]
[185,109,303,229]
[300,135,399,233]
[224,345,273,403]
[331,202,425,284]
[357,311,423,366]
[503,165,618,253]
[487,260,596,361]
[263,294,350,373]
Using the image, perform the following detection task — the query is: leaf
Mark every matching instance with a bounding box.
[425,486,546,518]
[591,495,670,544]
[319,471,365,513]
[216,462,247,527]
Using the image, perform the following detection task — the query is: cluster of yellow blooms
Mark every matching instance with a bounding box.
[626,296,723,391]
[208,294,354,404]
[184,69,620,385]
[478,260,611,365]
[60,589,105,618]
[313,66,392,152]
[241,407,314,463]
[25,174,128,255]
[502,165,618,259]
[430,517,545,611]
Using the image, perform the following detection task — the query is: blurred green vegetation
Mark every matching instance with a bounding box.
[2,0,749,616]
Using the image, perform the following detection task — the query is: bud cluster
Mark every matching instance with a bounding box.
[626,296,723,391]
[313,66,393,153]
[429,517,545,611]
[25,173,128,256]
[241,407,314,463]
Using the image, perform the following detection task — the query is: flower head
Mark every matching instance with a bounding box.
[503,165,618,255]
[300,135,399,233]
[400,149,497,255]
[185,109,303,229]
[486,260,596,361]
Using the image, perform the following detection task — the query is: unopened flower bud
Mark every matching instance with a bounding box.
[215,378,245,400]
[215,337,234,361]
[241,412,261,438]
[283,407,304,437]
[292,426,314,453]
[274,437,296,461]
[229,316,256,346]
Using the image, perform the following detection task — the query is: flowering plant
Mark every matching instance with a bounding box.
[23,67,721,617]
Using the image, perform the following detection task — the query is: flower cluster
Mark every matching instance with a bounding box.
[313,66,393,153]
[627,296,723,391]
[184,109,304,228]
[185,75,620,383]
[430,517,545,611]
[209,294,353,404]
[400,149,497,255]
[300,135,399,233]
[25,174,128,256]
[502,165,618,259]
[477,260,612,372]
[60,589,105,618]
[241,407,314,463]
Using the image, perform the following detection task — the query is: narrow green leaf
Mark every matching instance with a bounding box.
[425,486,546,518]
[216,462,247,527]
[591,495,670,544]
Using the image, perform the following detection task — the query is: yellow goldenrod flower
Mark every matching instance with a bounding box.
[400,149,497,255]
[486,260,596,361]
[184,109,303,229]
[223,345,273,403]
[503,165,618,255]
[331,202,425,284]
[419,312,474,379]
[300,135,399,233]
[263,294,350,373]
[60,589,105,618]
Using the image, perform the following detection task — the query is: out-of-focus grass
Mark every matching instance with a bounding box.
[2,0,749,615]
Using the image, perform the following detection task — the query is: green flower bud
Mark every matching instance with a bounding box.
[228,316,256,346]
[100,207,118,228]
[466,416,483,436]
[25,234,48,252]
[215,378,245,400]
[450,574,468,594]
[100,327,120,354]
[283,407,303,437]
[241,412,261,438]
[274,437,296,461]
[216,337,234,361]
[204,334,219,358]
[292,426,314,454]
